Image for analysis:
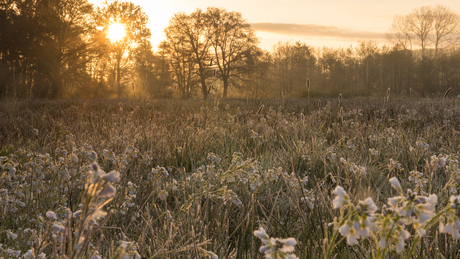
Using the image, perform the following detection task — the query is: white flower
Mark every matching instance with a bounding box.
[73,210,82,217]
[417,213,430,224]
[394,226,410,253]
[414,223,426,236]
[6,230,17,240]
[162,169,169,178]
[254,227,298,259]
[120,241,131,249]
[279,238,296,253]
[397,207,413,218]
[254,227,269,240]
[362,197,377,213]
[332,186,349,209]
[52,224,65,235]
[103,171,121,182]
[388,196,403,207]
[46,211,57,220]
[395,237,405,253]
[424,194,437,211]
[339,225,359,245]
[389,177,402,193]
[23,249,34,259]
[100,183,116,198]
[440,221,460,239]
[414,194,437,223]
[9,165,16,177]
[339,225,350,236]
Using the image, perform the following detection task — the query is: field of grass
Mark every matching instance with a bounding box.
[1,97,460,258]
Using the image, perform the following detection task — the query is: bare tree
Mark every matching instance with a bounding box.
[163,10,213,99]
[207,7,258,98]
[387,15,414,50]
[163,8,260,99]
[432,5,460,57]
[159,28,197,98]
[407,6,435,55]
[387,5,460,57]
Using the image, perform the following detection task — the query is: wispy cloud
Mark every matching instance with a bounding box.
[250,23,386,40]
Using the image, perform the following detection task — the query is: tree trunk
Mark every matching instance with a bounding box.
[199,66,208,99]
[117,55,121,98]
[222,75,229,98]
[51,59,62,98]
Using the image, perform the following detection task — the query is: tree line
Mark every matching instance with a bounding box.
[1,2,460,99]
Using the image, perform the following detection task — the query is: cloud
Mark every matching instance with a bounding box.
[250,23,386,40]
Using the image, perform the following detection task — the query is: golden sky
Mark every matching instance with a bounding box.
[91,0,460,50]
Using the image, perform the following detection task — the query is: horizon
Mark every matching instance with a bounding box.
[90,0,460,50]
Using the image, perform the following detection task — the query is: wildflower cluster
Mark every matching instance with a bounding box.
[388,158,401,172]
[408,170,427,195]
[332,187,377,245]
[254,227,298,259]
[0,147,144,258]
[369,148,379,156]
[340,157,367,176]
[416,140,430,150]
[329,177,446,258]
[282,171,315,209]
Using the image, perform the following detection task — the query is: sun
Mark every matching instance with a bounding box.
[108,23,126,43]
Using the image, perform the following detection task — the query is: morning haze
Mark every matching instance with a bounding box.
[92,0,460,49]
[2,0,460,99]
[3,1,460,258]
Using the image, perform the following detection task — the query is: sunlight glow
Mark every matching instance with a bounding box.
[108,23,126,43]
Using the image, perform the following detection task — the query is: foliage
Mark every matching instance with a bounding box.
[1,3,460,99]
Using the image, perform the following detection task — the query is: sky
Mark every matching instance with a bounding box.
[90,0,460,50]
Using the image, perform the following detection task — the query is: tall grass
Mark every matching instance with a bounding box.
[1,97,460,258]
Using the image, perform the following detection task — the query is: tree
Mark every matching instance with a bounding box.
[160,19,198,98]
[134,41,173,98]
[381,44,415,95]
[95,0,151,97]
[0,0,94,97]
[207,7,259,98]
[407,6,434,55]
[387,15,414,50]
[163,10,213,99]
[355,41,381,90]
[36,0,95,97]
[163,8,260,99]
[387,5,460,57]
[270,41,316,97]
[432,5,460,56]
[0,0,37,96]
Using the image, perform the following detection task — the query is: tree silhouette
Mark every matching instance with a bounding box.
[207,7,259,98]
[162,8,261,99]
[95,0,151,97]
[387,5,460,57]
[0,0,94,97]
[160,23,198,98]
[163,9,214,99]
[36,0,94,97]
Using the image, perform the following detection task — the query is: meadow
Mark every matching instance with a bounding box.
[1,97,460,258]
